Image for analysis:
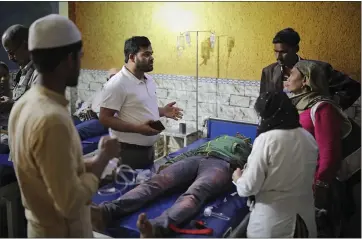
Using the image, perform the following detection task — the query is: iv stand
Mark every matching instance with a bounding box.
[216,35,228,118]
[179,30,214,139]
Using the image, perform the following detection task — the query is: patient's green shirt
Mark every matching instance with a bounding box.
[165,135,252,169]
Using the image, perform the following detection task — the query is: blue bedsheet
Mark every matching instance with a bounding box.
[92,138,250,238]
[0,154,11,167]
[81,135,107,155]
[0,134,107,168]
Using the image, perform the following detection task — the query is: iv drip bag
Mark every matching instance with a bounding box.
[210,32,215,49]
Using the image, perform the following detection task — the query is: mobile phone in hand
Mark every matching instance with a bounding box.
[149,120,165,131]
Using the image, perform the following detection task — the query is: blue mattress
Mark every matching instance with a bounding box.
[0,134,107,168]
[92,138,250,238]
[0,154,11,167]
[81,134,107,155]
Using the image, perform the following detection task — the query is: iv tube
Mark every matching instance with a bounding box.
[204,206,230,221]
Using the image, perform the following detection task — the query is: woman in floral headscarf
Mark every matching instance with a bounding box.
[286,60,361,237]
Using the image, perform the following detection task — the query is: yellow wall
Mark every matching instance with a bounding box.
[74,2,361,81]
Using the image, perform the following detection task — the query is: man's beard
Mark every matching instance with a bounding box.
[136,63,153,72]
[65,68,80,87]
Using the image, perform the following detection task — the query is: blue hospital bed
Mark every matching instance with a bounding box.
[0,134,106,167]
[92,118,258,238]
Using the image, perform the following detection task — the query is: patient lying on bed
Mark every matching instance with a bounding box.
[91,134,252,237]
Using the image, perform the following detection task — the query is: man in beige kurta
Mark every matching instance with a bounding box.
[8,14,119,237]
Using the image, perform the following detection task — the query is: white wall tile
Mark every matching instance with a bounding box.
[75,70,361,128]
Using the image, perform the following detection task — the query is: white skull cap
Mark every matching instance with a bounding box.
[29,14,81,51]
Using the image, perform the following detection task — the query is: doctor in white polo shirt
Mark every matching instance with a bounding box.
[99,36,183,169]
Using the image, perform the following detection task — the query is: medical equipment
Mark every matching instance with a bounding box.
[98,160,139,197]
[135,169,153,184]
[204,206,230,221]
[97,184,121,202]
[200,39,211,66]
[176,34,185,57]
[227,37,235,57]
[185,31,191,46]
[210,32,215,49]
[98,162,154,198]
[114,164,138,191]
[83,141,96,144]
[97,169,150,203]
[176,30,216,138]
[101,158,119,179]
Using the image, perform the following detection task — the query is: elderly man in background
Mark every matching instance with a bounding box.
[8,14,120,237]
[1,24,39,119]
[73,68,120,140]
[0,25,39,156]
[260,28,360,111]
[0,25,39,190]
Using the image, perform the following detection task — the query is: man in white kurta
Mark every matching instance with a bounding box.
[8,14,119,237]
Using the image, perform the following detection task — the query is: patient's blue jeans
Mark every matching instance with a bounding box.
[75,119,108,140]
[102,156,231,231]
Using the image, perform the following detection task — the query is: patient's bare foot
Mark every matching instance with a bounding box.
[137,213,154,238]
[91,204,107,233]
